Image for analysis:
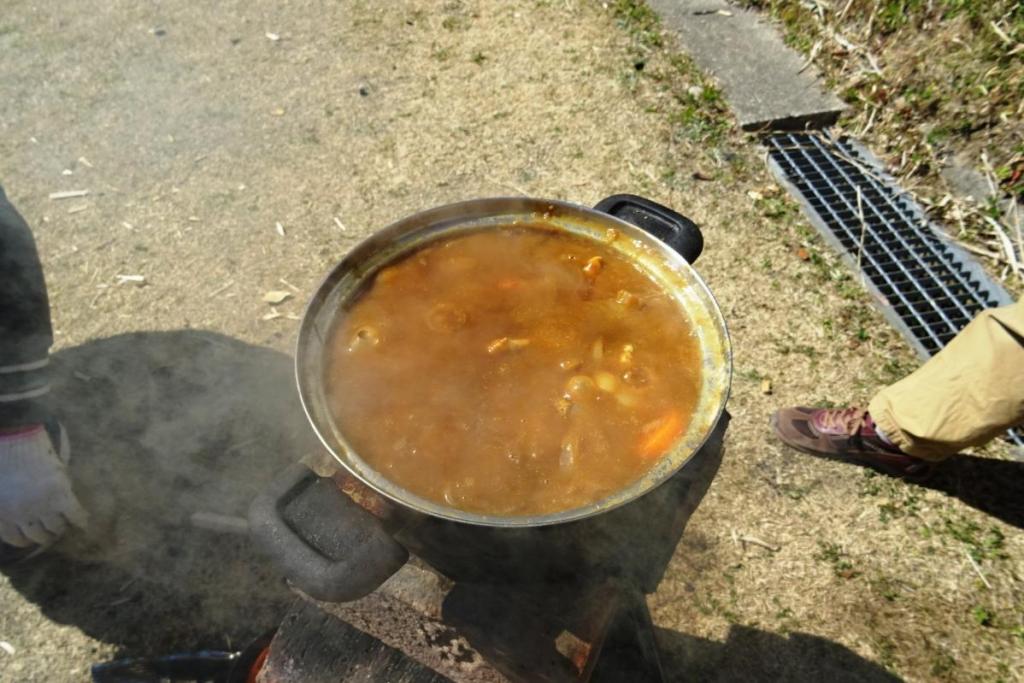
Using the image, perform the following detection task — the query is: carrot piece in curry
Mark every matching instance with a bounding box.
[497,277,522,290]
[637,410,684,459]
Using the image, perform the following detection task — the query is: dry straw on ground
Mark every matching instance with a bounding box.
[0,0,1021,681]
[743,0,1024,294]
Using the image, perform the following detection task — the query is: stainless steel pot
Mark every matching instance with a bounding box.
[251,194,732,601]
[296,195,730,525]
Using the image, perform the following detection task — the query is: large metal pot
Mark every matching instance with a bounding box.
[250,195,732,600]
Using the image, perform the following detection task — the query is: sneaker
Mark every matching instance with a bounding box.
[770,406,934,480]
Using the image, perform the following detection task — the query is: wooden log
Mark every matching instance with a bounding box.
[258,600,454,683]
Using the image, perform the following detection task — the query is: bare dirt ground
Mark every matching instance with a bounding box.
[0,1,1021,681]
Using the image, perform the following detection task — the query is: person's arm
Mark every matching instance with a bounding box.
[0,184,86,552]
[0,183,54,429]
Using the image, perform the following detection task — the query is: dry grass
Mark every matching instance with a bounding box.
[740,0,1024,295]
[0,0,1021,681]
[613,3,1024,680]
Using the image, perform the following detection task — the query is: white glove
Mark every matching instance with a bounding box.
[0,423,88,547]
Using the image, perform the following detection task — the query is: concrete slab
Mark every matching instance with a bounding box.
[940,153,998,206]
[648,0,846,131]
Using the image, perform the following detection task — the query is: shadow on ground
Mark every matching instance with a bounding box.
[656,625,901,682]
[919,454,1024,528]
[0,329,974,679]
[786,451,1024,529]
[440,581,900,682]
[3,331,318,656]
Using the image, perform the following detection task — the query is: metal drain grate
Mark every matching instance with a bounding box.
[764,132,1022,449]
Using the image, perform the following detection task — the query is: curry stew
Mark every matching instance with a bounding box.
[326,225,701,516]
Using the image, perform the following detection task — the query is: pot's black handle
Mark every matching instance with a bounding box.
[248,463,408,602]
[595,194,703,264]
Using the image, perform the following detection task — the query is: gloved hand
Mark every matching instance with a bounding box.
[0,423,88,547]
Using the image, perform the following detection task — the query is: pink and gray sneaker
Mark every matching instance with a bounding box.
[771,406,934,480]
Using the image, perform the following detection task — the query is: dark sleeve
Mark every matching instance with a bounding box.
[0,184,54,428]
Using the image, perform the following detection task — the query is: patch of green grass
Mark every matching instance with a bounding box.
[815,541,860,579]
[879,356,913,384]
[771,597,801,633]
[876,0,927,34]
[881,490,920,522]
[858,470,885,497]
[940,0,993,23]
[942,515,1008,562]
[870,575,902,602]
[873,634,898,670]
[778,482,814,501]
[667,78,731,145]
[972,605,994,627]
[610,0,663,49]
[695,593,738,623]
[901,83,941,116]
[878,500,905,523]
[441,16,464,31]
[755,196,796,219]
[930,651,956,678]
[925,125,951,146]
[789,224,871,305]
[857,472,923,523]
[470,51,487,65]
[736,368,764,382]
[782,28,815,53]
[774,341,819,359]
[695,564,747,624]
[982,195,1005,220]
[430,44,453,62]
[670,104,730,144]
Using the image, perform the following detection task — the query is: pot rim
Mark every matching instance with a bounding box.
[295,196,732,527]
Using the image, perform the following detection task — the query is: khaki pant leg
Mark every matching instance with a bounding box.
[868,298,1024,460]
